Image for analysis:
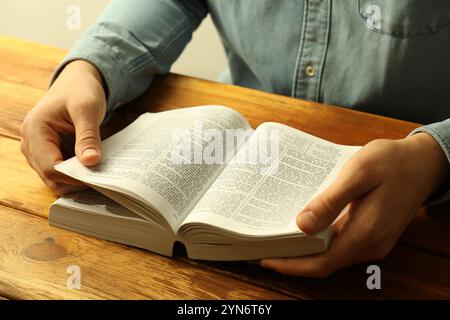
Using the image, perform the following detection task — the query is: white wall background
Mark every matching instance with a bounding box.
[0,0,227,80]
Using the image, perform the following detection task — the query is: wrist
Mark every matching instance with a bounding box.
[52,60,107,122]
[403,132,450,198]
[60,60,107,95]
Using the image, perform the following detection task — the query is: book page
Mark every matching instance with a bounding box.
[53,189,143,220]
[55,105,251,231]
[184,122,361,236]
[50,190,175,256]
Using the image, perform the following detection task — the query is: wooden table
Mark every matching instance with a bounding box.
[1,36,450,300]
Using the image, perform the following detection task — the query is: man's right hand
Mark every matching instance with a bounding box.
[21,60,107,195]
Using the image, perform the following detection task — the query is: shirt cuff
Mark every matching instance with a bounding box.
[408,119,450,205]
[49,36,129,124]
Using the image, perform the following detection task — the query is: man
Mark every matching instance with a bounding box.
[21,0,450,277]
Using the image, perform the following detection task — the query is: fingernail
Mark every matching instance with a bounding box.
[82,148,99,159]
[298,210,318,231]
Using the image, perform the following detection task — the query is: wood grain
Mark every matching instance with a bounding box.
[0,136,54,218]
[0,36,66,91]
[0,204,290,300]
[0,36,65,139]
[189,245,450,299]
[1,134,449,298]
[1,36,450,299]
[0,201,449,299]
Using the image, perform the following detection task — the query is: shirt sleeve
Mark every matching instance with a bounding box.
[49,0,208,122]
[408,118,450,205]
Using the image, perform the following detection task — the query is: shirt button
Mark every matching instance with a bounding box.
[305,65,316,77]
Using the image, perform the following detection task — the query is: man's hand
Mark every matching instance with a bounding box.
[21,60,107,195]
[261,133,449,277]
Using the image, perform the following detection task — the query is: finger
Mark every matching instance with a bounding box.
[260,226,354,278]
[27,125,85,187]
[70,103,103,166]
[49,182,87,196]
[29,155,86,195]
[262,195,385,277]
[297,156,381,234]
[33,156,84,186]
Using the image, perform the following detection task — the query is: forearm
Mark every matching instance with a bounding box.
[51,0,208,122]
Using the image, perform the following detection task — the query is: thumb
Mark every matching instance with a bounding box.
[297,161,380,234]
[72,107,103,167]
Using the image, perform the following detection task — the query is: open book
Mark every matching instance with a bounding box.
[50,105,361,261]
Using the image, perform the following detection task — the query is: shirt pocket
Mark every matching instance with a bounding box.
[358,0,450,37]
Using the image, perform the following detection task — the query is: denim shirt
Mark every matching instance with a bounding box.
[52,0,450,203]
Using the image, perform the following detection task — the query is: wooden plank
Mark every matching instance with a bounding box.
[1,204,449,300]
[0,80,45,140]
[0,135,54,218]
[0,74,420,144]
[0,37,64,139]
[144,73,420,143]
[0,135,449,299]
[0,36,66,90]
[0,204,289,300]
[188,245,450,299]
